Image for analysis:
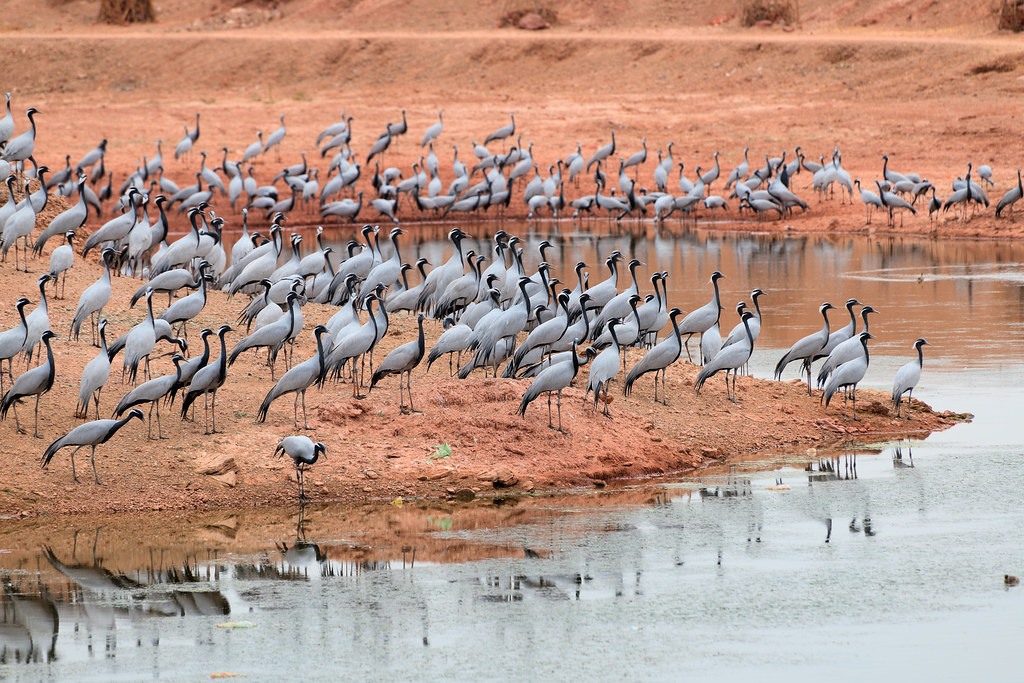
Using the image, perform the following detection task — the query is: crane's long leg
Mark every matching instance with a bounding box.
[408,371,420,414]
[905,389,913,420]
[69,444,84,483]
[33,393,42,438]
[293,392,300,429]
[546,391,553,429]
[157,400,165,438]
[556,389,565,434]
[302,390,310,430]
[91,445,102,485]
[211,390,219,433]
[147,401,156,439]
[10,398,23,434]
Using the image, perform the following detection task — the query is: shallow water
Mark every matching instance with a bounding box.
[2,228,1023,679]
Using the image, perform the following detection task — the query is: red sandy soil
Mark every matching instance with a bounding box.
[0,0,995,516]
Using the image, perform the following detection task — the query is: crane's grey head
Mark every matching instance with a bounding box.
[915,338,929,347]
[314,442,327,460]
[127,408,145,422]
[711,271,724,281]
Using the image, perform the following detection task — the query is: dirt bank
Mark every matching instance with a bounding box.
[0,240,966,517]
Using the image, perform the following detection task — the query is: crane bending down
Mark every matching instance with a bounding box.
[274,435,326,499]
[41,409,143,484]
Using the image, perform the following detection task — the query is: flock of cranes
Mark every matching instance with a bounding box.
[1,93,1020,242]
[0,98,939,498]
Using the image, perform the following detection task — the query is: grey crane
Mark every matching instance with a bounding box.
[876,180,916,226]
[695,311,755,403]
[359,226,404,302]
[170,327,213,414]
[484,111,515,148]
[69,246,112,348]
[854,179,882,224]
[587,131,615,172]
[976,164,994,186]
[585,318,622,416]
[623,307,684,404]
[722,289,766,350]
[370,312,427,414]
[0,107,39,165]
[823,332,873,420]
[257,325,329,429]
[892,338,928,419]
[386,257,431,314]
[159,265,213,338]
[174,124,193,160]
[416,228,468,312]
[321,193,363,222]
[432,251,483,320]
[426,314,475,376]
[47,232,75,299]
[22,274,51,367]
[421,111,443,147]
[622,137,647,180]
[510,292,571,374]
[700,321,722,366]
[262,114,287,156]
[81,188,139,257]
[774,302,835,394]
[590,257,643,338]
[518,338,590,433]
[274,435,327,500]
[130,265,196,308]
[995,169,1022,217]
[816,305,877,388]
[41,409,143,485]
[0,297,30,394]
[180,324,233,434]
[241,131,263,164]
[76,318,111,419]
[1,176,37,271]
[324,295,380,396]
[725,147,750,190]
[228,291,299,379]
[1,329,56,437]
[676,271,725,362]
[34,175,87,256]
[467,277,533,373]
[113,353,184,439]
[815,298,861,361]
[105,318,184,365]
[123,288,157,385]
[576,252,621,315]
[226,222,284,297]
[366,130,392,165]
